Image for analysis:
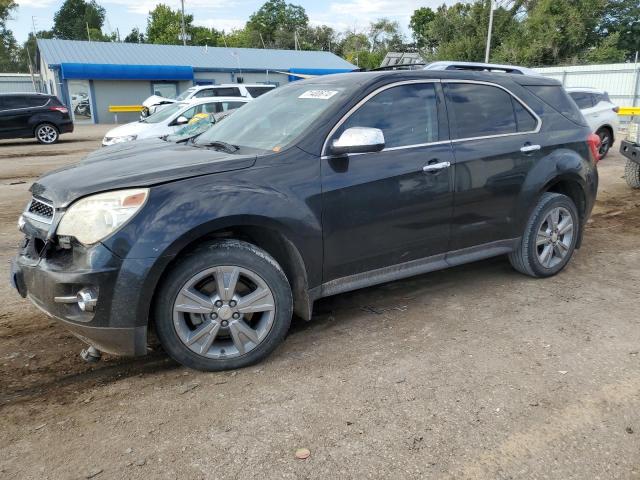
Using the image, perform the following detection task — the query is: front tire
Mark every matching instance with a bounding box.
[154,240,293,371]
[509,192,579,278]
[624,160,640,189]
[35,123,59,144]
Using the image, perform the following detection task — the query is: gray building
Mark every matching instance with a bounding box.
[37,39,355,124]
[0,73,43,94]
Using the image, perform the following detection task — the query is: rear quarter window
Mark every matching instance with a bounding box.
[246,86,274,97]
[524,85,587,126]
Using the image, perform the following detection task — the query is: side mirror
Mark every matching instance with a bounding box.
[175,115,189,125]
[330,127,385,156]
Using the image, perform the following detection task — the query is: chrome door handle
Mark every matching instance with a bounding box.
[520,144,541,153]
[422,161,451,173]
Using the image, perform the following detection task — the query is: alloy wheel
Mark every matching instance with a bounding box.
[536,206,574,269]
[37,125,58,144]
[172,266,276,359]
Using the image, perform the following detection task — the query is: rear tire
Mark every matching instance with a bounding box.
[35,123,59,144]
[509,192,579,278]
[624,160,640,189]
[596,127,612,158]
[154,240,293,371]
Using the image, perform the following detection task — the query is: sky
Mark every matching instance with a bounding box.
[8,0,454,43]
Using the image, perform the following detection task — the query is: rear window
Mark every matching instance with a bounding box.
[524,85,587,126]
[245,86,275,98]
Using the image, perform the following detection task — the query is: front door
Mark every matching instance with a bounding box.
[0,95,33,138]
[321,81,455,281]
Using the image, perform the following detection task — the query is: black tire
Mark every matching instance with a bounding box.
[154,239,293,371]
[34,123,59,144]
[596,127,612,159]
[509,192,579,278]
[624,160,640,189]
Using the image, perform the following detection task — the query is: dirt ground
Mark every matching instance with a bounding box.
[0,126,639,480]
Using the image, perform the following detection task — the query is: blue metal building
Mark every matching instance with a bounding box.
[37,39,355,124]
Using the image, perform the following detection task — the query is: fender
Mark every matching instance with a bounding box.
[513,145,596,238]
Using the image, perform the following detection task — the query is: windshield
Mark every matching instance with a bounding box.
[194,83,350,152]
[143,103,185,124]
[175,87,197,101]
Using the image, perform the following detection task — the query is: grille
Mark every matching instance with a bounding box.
[26,198,54,222]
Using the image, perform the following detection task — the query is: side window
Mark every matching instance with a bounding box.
[194,89,214,98]
[337,83,439,149]
[2,96,28,109]
[446,83,522,138]
[201,103,218,114]
[214,87,241,97]
[180,106,198,120]
[225,101,246,110]
[26,97,49,108]
[569,92,594,109]
[512,98,538,132]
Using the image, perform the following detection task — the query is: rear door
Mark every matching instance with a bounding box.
[443,81,542,251]
[321,81,455,281]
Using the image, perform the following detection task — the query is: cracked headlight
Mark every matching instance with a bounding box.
[57,189,149,245]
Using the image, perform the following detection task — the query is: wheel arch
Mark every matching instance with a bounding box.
[145,217,314,336]
[541,174,588,248]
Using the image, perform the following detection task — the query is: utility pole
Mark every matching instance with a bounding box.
[484,0,494,63]
[180,0,187,46]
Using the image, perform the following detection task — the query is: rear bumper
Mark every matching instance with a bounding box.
[621,140,639,165]
[59,121,74,134]
[11,239,150,356]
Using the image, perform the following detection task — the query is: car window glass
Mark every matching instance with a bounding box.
[194,89,214,98]
[213,88,241,97]
[200,103,218,114]
[2,96,28,109]
[181,106,198,120]
[446,83,518,138]
[245,86,274,97]
[512,98,537,132]
[569,92,594,109]
[26,97,49,107]
[523,85,587,126]
[338,83,439,149]
[221,101,246,111]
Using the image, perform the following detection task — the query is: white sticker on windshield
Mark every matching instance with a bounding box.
[299,90,338,100]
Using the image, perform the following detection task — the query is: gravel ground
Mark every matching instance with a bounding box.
[0,126,639,479]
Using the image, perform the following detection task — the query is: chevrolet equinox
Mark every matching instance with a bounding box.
[12,70,600,371]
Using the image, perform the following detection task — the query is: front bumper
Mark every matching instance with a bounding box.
[620,140,639,165]
[11,236,149,356]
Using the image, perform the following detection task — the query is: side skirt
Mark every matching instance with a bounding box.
[317,238,520,299]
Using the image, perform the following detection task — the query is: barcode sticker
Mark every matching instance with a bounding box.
[299,90,338,100]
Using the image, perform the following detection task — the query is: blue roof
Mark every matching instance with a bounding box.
[38,39,356,72]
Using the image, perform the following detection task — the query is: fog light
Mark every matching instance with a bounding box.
[17,215,25,232]
[77,288,98,312]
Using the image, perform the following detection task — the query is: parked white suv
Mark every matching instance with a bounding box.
[141,84,275,118]
[104,97,249,146]
[567,87,619,158]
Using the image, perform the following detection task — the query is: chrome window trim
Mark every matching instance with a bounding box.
[321,79,442,157]
[0,98,51,113]
[321,78,542,157]
[441,79,542,142]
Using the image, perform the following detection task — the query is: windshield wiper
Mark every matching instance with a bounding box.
[196,140,240,153]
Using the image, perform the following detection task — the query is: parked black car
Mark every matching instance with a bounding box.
[11,70,600,371]
[0,93,73,144]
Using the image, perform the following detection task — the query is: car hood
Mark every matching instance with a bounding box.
[104,121,157,139]
[30,140,257,207]
[142,95,177,108]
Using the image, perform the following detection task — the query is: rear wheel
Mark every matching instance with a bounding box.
[35,123,59,144]
[509,192,579,278]
[624,160,640,189]
[596,127,612,158]
[154,240,293,371]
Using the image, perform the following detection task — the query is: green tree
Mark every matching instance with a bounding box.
[52,0,107,40]
[124,27,145,43]
[409,7,437,51]
[599,0,640,61]
[146,4,190,45]
[246,0,309,49]
[191,26,222,46]
[0,0,23,71]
